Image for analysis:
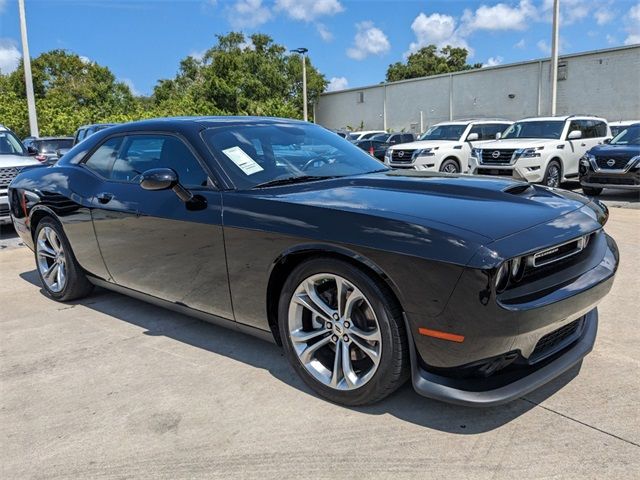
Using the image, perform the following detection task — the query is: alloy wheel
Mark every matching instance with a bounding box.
[442,162,459,174]
[287,273,382,391]
[36,226,67,293]
[546,165,560,187]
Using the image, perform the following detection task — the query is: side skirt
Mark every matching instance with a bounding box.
[88,276,276,344]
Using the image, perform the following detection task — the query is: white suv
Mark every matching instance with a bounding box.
[384,119,512,173]
[469,116,611,187]
[1,124,41,224]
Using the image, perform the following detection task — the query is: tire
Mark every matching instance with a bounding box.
[34,217,93,302]
[278,258,409,406]
[582,186,603,196]
[542,160,562,188]
[440,158,460,174]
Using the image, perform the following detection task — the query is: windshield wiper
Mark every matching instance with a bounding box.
[252,175,339,189]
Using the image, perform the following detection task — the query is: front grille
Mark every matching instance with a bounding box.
[529,318,583,363]
[477,168,513,177]
[594,156,631,170]
[391,149,415,164]
[0,204,9,216]
[481,149,515,164]
[588,176,637,186]
[0,167,20,189]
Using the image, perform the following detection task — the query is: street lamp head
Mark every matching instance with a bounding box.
[291,47,308,55]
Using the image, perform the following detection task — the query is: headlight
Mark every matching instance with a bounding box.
[631,155,640,169]
[515,147,542,158]
[413,148,434,158]
[495,263,509,293]
[495,256,526,293]
[471,148,482,158]
[384,150,392,161]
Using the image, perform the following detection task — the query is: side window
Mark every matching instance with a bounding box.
[403,134,415,142]
[567,120,582,137]
[110,135,208,188]
[483,124,508,140]
[468,124,482,139]
[390,134,401,144]
[594,121,607,137]
[84,137,123,178]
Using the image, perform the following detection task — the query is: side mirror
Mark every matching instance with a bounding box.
[603,138,611,144]
[495,132,502,140]
[27,146,38,156]
[567,130,582,140]
[466,133,479,142]
[140,168,194,203]
[140,168,178,191]
[56,148,70,158]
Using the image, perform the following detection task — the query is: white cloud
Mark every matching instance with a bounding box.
[541,0,591,25]
[514,38,526,49]
[79,55,92,64]
[537,39,551,55]
[624,4,640,45]
[227,0,272,29]
[483,56,504,67]
[0,39,21,74]
[346,21,390,60]
[189,50,206,61]
[316,23,333,42]
[461,0,536,32]
[326,76,348,92]
[121,78,140,96]
[594,7,615,25]
[606,34,618,45]
[274,0,343,22]
[407,13,470,55]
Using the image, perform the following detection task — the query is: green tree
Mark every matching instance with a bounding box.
[386,45,482,82]
[152,32,326,119]
[1,49,138,137]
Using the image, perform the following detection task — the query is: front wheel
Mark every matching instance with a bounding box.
[34,218,93,301]
[582,186,603,196]
[543,160,562,188]
[440,158,460,174]
[278,258,408,406]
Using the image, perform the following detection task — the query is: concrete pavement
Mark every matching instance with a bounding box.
[1,208,638,479]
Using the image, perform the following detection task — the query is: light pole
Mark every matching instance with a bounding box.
[291,47,308,122]
[550,0,560,116]
[18,0,39,137]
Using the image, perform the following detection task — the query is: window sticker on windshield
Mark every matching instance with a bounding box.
[222,146,264,175]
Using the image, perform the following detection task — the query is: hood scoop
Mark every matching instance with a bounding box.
[503,183,535,196]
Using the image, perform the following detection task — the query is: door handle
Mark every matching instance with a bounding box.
[96,192,113,204]
[580,143,586,147]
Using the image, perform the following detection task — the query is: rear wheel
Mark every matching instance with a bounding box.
[582,186,603,196]
[34,218,93,301]
[278,258,408,406]
[543,160,562,188]
[440,158,460,174]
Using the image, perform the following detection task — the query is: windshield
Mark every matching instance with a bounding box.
[202,123,387,189]
[502,121,565,140]
[0,130,26,156]
[33,139,73,153]
[610,125,640,145]
[419,124,466,141]
[371,134,391,142]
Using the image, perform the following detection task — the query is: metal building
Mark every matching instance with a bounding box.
[315,45,640,133]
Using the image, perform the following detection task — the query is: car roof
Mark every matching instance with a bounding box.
[518,115,607,122]
[34,136,74,141]
[433,119,512,127]
[76,123,117,130]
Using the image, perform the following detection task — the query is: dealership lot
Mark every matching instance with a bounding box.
[1,199,638,479]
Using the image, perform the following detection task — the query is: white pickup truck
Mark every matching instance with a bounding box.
[469,115,611,187]
[1,125,42,224]
[384,119,513,173]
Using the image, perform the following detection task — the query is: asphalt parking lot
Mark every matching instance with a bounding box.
[1,190,639,479]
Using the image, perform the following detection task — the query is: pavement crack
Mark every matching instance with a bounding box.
[522,397,640,448]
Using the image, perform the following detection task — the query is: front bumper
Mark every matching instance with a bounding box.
[0,191,10,224]
[469,156,545,183]
[410,309,598,407]
[580,169,640,190]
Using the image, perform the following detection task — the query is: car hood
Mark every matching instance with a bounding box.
[478,139,556,150]
[0,155,41,167]
[589,143,640,157]
[270,171,591,242]
[390,140,459,150]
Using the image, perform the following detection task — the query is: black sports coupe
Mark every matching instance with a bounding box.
[8,117,619,407]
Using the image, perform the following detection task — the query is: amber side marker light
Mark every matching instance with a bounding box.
[418,328,465,343]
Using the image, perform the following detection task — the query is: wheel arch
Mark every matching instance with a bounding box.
[29,205,60,240]
[548,156,564,179]
[266,244,405,345]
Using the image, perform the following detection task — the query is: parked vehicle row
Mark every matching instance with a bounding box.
[348,114,639,194]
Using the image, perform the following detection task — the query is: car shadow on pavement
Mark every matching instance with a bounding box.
[20,269,581,435]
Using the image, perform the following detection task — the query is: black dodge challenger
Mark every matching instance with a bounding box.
[8,117,619,407]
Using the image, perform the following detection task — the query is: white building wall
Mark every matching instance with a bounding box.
[316,45,640,132]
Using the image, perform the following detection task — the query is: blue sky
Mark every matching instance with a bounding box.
[1,0,639,96]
